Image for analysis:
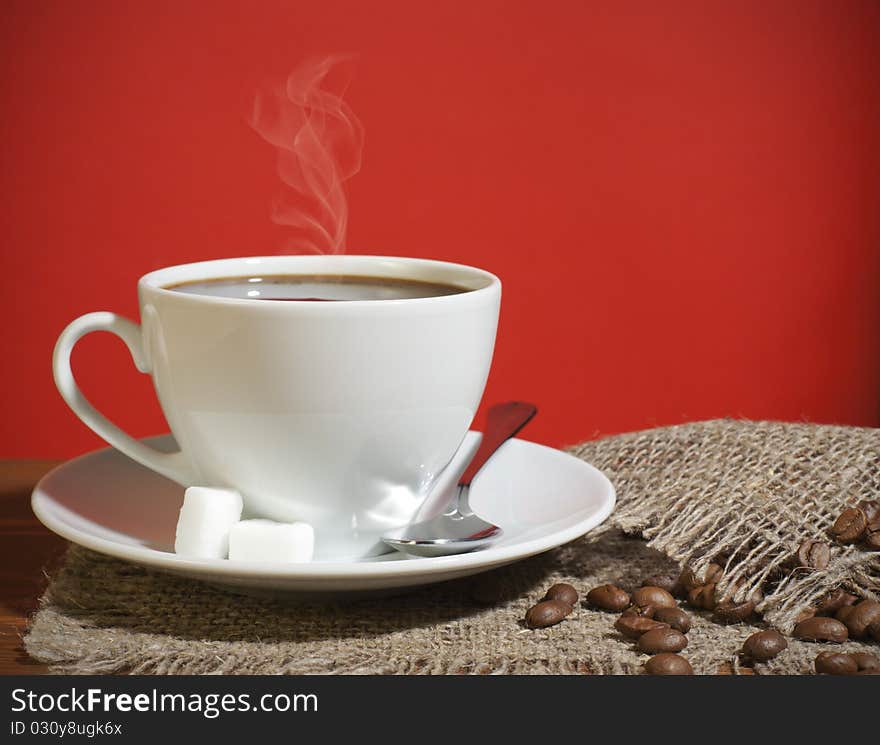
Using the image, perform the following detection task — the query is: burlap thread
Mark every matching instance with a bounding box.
[568,419,880,631]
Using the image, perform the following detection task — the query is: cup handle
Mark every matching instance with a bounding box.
[53,311,197,485]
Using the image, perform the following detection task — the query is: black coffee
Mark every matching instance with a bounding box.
[165,274,470,301]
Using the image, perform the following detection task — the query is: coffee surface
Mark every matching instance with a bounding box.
[165,274,469,301]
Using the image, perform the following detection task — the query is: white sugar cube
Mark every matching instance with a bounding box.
[174,487,243,559]
[228,519,315,563]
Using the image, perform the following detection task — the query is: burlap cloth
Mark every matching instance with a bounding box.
[24,419,880,674]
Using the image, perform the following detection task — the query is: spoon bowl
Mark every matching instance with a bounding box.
[382,401,537,556]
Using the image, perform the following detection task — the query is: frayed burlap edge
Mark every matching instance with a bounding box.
[569,419,880,631]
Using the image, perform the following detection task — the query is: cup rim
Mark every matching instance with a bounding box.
[139,254,500,307]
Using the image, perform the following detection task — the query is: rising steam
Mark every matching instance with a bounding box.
[249,55,363,253]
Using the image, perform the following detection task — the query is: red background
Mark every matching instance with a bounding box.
[2,1,879,458]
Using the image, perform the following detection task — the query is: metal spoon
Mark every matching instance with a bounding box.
[381,401,537,557]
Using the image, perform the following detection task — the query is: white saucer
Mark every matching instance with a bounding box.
[32,433,615,595]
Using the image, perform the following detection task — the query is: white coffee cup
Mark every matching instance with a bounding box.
[53,255,501,559]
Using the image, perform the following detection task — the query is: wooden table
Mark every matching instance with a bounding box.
[0,460,66,674]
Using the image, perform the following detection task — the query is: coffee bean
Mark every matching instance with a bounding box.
[687,584,717,610]
[842,600,880,639]
[849,652,880,672]
[793,616,848,643]
[543,583,578,607]
[632,586,676,609]
[830,507,867,543]
[525,600,571,628]
[795,539,830,570]
[704,563,724,584]
[621,604,656,618]
[678,567,702,592]
[644,653,693,675]
[856,499,880,523]
[742,630,788,661]
[586,584,631,612]
[864,520,880,550]
[652,606,692,633]
[835,605,855,624]
[814,652,858,675]
[641,575,679,594]
[614,615,669,639]
[721,579,764,607]
[713,601,756,625]
[796,607,817,624]
[637,627,688,654]
[870,621,880,642]
[815,589,858,616]
[679,564,722,592]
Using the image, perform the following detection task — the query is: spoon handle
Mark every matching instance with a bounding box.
[458,401,538,487]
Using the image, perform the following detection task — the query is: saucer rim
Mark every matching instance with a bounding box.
[31,434,615,581]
